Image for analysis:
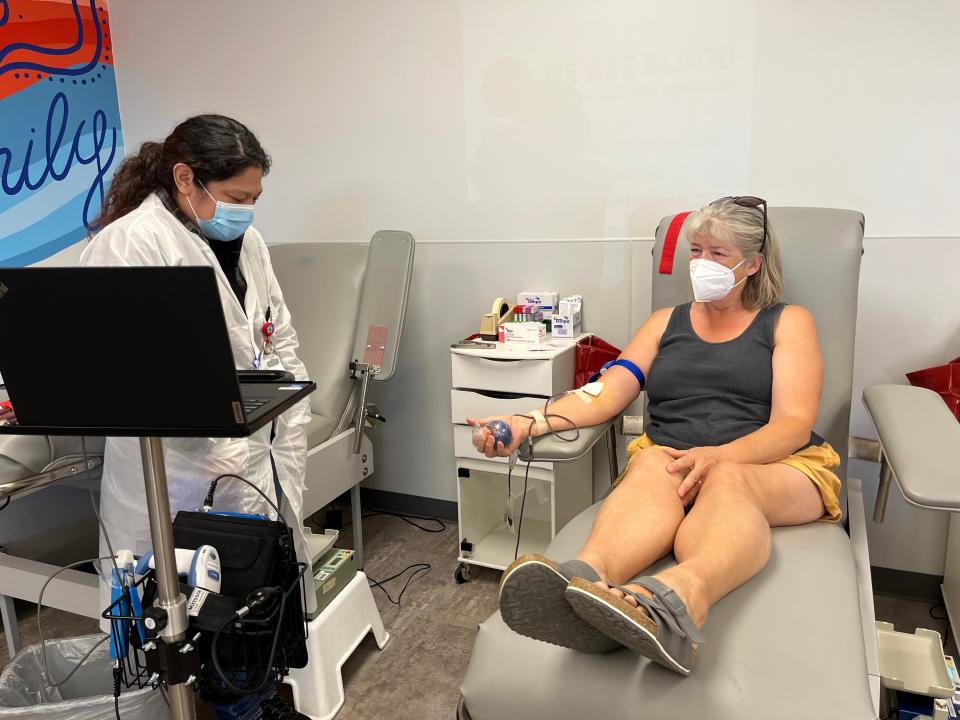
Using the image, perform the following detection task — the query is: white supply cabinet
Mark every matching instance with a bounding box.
[450,338,593,582]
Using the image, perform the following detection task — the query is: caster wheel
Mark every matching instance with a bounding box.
[455,563,473,584]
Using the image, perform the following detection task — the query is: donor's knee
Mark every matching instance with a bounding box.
[618,447,675,487]
[702,461,751,495]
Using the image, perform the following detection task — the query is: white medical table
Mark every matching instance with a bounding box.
[449,338,594,582]
[460,208,891,719]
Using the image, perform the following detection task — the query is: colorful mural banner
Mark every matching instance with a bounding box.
[0,0,123,266]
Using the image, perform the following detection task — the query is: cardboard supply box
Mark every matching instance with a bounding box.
[552,295,583,339]
[551,309,582,339]
[501,321,547,344]
[309,548,357,619]
[517,291,558,311]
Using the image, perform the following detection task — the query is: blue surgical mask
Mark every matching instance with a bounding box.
[187,182,255,242]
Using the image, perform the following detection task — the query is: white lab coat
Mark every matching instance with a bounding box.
[80,192,314,621]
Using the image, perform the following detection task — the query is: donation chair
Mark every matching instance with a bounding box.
[268,230,415,568]
[0,432,104,659]
[459,208,882,719]
[269,231,414,719]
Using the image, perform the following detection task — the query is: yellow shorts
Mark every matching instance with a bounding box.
[625,433,843,523]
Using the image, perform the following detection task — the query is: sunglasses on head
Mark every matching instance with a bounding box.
[711,196,768,253]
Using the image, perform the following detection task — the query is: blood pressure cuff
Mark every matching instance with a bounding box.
[172,510,295,599]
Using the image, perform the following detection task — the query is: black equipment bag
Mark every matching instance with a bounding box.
[168,510,309,700]
[173,510,294,598]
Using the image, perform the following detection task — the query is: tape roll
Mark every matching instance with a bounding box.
[492,297,511,322]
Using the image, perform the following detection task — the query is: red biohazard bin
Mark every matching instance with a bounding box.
[574,336,622,389]
[905,356,960,423]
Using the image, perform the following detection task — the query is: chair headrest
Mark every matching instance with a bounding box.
[650,207,865,499]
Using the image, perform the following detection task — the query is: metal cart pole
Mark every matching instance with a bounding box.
[140,437,196,720]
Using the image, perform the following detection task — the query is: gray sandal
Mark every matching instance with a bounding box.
[564,575,704,674]
[499,554,622,653]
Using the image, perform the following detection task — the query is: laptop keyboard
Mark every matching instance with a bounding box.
[242,398,269,414]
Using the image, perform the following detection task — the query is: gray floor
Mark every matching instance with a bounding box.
[0,512,500,719]
[318,512,499,720]
[1,514,954,718]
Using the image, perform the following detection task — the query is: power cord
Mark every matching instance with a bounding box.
[83,435,123,587]
[354,513,444,607]
[368,564,431,607]
[378,512,446,533]
[210,589,288,696]
[512,462,532,561]
[36,557,113,687]
[929,601,952,647]
[82,438,156,707]
[504,391,583,560]
[203,473,303,696]
[0,496,9,512]
[204,473,287,524]
[113,663,123,720]
[333,510,446,534]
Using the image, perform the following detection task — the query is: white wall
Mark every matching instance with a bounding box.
[363,239,651,503]
[106,1,960,575]
[110,1,960,243]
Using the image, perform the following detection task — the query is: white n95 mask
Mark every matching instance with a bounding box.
[689,258,746,302]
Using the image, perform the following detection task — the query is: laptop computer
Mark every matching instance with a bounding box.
[0,267,315,438]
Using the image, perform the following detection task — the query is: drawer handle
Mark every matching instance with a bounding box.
[468,389,545,400]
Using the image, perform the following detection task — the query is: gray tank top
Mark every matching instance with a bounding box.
[645,302,819,450]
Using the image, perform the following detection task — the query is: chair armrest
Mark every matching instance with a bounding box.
[518,420,615,463]
[0,455,103,502]
[863,384,960,510]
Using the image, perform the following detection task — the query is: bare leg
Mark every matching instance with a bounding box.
[575,447,685,584]
[610,461,826,627]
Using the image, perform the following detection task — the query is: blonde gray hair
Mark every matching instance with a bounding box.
[685,199,783,310]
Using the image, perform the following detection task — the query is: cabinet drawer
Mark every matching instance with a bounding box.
[450,389,546,425]
[452,354,560,395]
[452,424,550,469]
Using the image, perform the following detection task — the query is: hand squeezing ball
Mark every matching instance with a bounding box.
[473,419,513,449]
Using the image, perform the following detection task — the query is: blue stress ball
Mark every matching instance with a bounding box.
[485,419,513,449]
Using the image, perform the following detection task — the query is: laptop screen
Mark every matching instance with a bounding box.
[0,266,245,435]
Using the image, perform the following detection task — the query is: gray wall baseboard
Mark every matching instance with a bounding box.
[360,488,458,522]
[872,566,944,601]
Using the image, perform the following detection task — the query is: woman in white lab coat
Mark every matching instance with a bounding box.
[83,115,313,619]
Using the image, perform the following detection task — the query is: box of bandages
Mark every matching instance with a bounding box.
[310,548,356,619]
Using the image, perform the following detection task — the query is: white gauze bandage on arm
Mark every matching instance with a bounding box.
[529,409,549,436]
[572,381,604,404]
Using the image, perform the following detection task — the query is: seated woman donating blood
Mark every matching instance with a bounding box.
[469,196,841,675]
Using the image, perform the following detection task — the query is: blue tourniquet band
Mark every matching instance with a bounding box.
[588,358,646,389]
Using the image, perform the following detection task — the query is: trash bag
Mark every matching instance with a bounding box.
[573,335,622,389]
[906,356,960,423]
[0,635,166,719]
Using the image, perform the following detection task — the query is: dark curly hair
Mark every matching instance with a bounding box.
[92,114,271,230]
